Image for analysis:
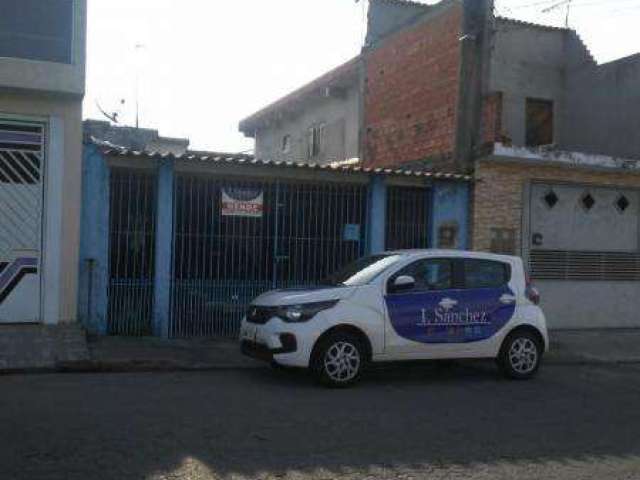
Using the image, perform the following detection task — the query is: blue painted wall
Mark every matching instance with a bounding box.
[77,144,110,334]
[367,175,387,254]
[152,160,174,338]
[431,181,470,250]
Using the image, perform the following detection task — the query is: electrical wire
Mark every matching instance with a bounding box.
[499,0,639,10]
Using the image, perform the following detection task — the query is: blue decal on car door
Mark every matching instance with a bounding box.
[385,258,516,344]
[386,286,516,343]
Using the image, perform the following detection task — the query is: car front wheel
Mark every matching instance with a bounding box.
[498,331,542,380]
[312,332,366,388]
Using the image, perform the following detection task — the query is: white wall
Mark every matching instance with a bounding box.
[0,0,86,96]
[0,94,83,324]
[254,84,360,165]
[538,281,640,329]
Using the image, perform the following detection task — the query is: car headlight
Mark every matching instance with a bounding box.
[277,300,339,323]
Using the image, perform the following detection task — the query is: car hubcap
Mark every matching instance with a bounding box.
[324,341,360,382]
[508,337,538,374]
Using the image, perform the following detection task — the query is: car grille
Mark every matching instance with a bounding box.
[246,306,279,324]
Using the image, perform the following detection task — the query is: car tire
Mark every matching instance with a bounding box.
[312,332,367,388]
[497,330,543,380]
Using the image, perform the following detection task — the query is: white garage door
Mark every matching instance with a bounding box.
[528,183,640,329]
[0,120,44,323]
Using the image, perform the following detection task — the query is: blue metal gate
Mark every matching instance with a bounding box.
[107,169,156,336]
[386,186,431,250]
[170,175,368,338]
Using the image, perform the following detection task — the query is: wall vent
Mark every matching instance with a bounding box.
[530,250,640,281]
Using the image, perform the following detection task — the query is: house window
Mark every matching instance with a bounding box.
[526,98,554,147]
[307,123,325,159]
[0,0,74,64]
[281,135,291,153]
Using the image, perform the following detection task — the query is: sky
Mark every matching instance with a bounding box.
[84,0,640,153]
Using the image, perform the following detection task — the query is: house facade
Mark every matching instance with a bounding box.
[0,0,86,327]
[475,17,640,329]
[240,0,640,329]
[79,122,470,338]
[239,57,362,166]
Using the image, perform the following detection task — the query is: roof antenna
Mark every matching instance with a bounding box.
[95,99,120,124]
[134,43,146,129]
[541,0,573,28]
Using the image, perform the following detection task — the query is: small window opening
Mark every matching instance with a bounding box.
[281,135,291,153]
[581,192,596,212]
[615,194,630,213]
[307,123,326,159]
[543,190,559,209]
[526,98,554,147]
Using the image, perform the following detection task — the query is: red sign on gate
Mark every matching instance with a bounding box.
[221,187,264,218]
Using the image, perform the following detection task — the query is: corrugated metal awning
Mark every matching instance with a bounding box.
[92,138,472,182]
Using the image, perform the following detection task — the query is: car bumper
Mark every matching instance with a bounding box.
[239,315,326,368]
[240,340,276,362]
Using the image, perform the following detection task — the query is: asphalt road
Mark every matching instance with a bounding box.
[2,362,640,480]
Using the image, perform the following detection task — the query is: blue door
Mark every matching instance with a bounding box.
[385,258,516,350]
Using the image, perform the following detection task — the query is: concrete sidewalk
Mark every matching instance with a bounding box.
[66,335,259,372]
[4,328,640,373]
[64,328,640,373]
[547,329,640,365]
[0,324,89,372]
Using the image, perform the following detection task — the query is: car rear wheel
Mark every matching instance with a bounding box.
[312,332,366,388]
[498,330,542,380]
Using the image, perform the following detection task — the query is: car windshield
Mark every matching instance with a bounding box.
[323,254,404,287]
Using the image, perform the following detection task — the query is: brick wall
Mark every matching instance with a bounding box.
[481,92,503,148]
[472,159,640,253]
[363,4,463,169]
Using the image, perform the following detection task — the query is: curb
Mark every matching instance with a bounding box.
[3,356,639,376]
[544,356,640,367]
[1,360,264,375]
[57,359,265,373]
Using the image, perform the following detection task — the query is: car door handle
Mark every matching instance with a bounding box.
[499,294,516,305]
[438,298,458,309]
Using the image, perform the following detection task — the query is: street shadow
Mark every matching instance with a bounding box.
[2,363,640,479]
[244,358,502,388]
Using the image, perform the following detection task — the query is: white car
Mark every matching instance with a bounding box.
[240,250,548,387]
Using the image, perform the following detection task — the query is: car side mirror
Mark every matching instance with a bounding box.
[390,275,415,293]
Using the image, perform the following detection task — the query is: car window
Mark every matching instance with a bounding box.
[391,258,453,293]
[463,259,510,289]
[324,254,405,287]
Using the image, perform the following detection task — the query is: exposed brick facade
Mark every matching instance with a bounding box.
[472,159,640,254]
[480,92,503,147]
[363,4,463,169]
